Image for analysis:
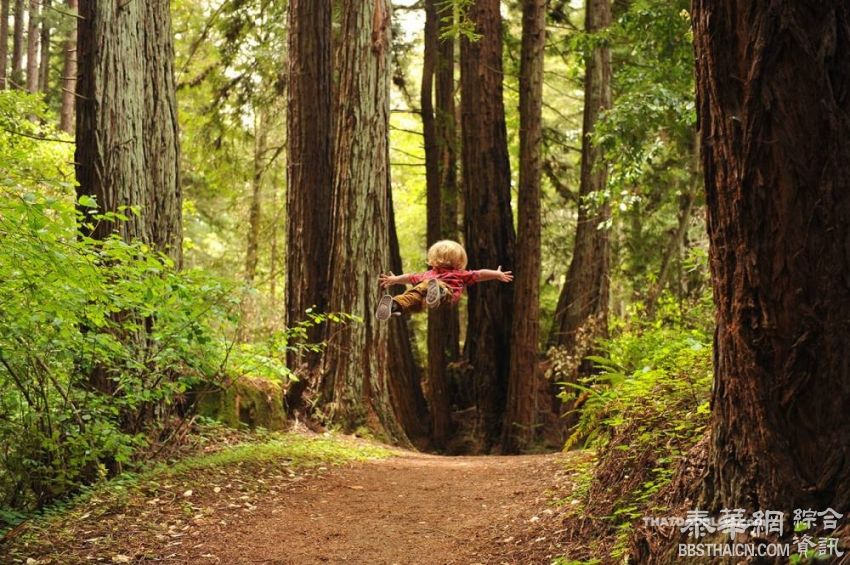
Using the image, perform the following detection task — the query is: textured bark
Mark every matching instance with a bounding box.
[694,0,850,512]
[284,0,333,411]
[76,0,147,242]
[11,0,23,88]
[421,0,458,449]
[321,0,406,442]
[387,187,430,447]
[142,0,182,264]
[460,0,516,450]
[502,0,545,454]
[59,0,77,133]
[0,0,9,89]
[76,0,181,256]
[25,0,37,92]
[549,0,612,350]
[37,0,49,92]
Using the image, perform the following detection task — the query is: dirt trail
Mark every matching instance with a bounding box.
[182,452,576,564]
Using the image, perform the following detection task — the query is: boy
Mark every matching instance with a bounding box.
[376,240,513,320]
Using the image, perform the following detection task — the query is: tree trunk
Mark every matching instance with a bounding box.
[0,0,9,89]
[59,0,77,133]
[25,0,37,92]
[694,0,850,513]
[76,0,147,242]
[549,0,612,350]
[37,0,49,92]
[284,0,333,412]
[387,185,430,447]
[141,0,182,264]
[76,0,181,256]
[421,0,459,449]
[460,0,516,451]
[321,0,406,442]
[11,0,23,88]
[502,0,545,455]
[245,109,267,285]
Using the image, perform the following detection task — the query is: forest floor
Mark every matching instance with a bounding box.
[2,431,592,564]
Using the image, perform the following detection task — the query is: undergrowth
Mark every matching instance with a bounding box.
[553,320,712,563]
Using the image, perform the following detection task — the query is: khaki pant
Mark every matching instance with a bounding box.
[394,280,449,314]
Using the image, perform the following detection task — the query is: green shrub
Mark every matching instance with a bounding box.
[556,323,712,561]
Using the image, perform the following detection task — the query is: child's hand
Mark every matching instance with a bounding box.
[378,272,397,288]
[495,266,513,283]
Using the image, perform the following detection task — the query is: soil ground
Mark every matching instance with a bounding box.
[3,443,590,564]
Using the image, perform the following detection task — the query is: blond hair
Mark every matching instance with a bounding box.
[427,240,468,270]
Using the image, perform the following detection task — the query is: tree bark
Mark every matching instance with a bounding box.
[502,0,545,455]
[0,0,9,89]
[76,0,147,241]
[25,0,37,92]
[37,0,49,92]
[76,0,181,257]
[421,0,459,449]
[460,0,516,451]
[142,0,182,264]
[11,0,23,88]
[321,0,406,442]
[694,0,850,512]
[549,0,612,350]
[284,0,333,412]
[387,185,430,447]
[58,0,77,133]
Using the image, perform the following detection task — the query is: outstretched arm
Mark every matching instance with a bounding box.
[477,266,513,283]
[378,271,415,288]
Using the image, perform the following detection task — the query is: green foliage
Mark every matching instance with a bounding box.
[557,322,712,560]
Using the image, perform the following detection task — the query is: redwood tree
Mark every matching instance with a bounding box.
[321,0,406,441]
[25,0,37,92]
[694,0,850,512]
[76,0,181,257]
[460,0,516,450]
[59,0,78,133]
[11,0,23,88]
[0,0,9,89]
[422,0,460,449]
[284,0,333,411]
[142,0,182,263]
[503,0,545,454]
[549,0,612,350]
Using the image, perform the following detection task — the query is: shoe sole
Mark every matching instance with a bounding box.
[425,279,442,308]
[376,294,394,321]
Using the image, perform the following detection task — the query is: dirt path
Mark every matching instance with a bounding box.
[179,452,579,564]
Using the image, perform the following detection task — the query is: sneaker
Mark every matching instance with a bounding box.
[376,294,394,321]
[425,279,446,309]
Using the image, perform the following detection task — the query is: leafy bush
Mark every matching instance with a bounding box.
[556,323,712,561]
[0,91,243,519]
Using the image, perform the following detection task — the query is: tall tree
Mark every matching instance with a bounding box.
[37,0,49,92]
[76,0,147,241]
[58,0,77,133]
[421,0,459,449]
[244,108,268,286]
[284,0,333,412]
[387,186,430,446]
[0,0,9,89]
[25,0,37,92]
[503,0,545,454]
[141,0,182,264]
[460,0,516,450]
[11,0,23,88]
[321,0,405,441]
[693,0,850,512]
[76,0,181,257]
[549,0,612,350]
